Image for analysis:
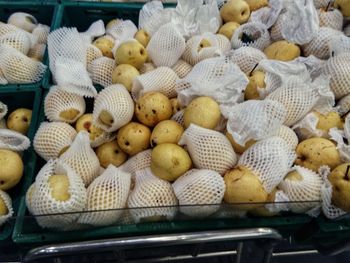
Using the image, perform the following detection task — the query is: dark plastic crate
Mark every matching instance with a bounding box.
[0,86,41,242]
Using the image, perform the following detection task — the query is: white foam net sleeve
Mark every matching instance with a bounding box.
[90,130,116,149]
[225,99,287,146]
[0,119,5,129]
[142,7,173,37]
[59,131,100,187]
[0,101,7,120]
[264,190,290,214]
[0,44,46,84]
[87,57,114,88]
[106,20,137,46]
[92,85,134,132]
[78,165,131,226]
[147,23,186,67]
[181,33,222,66]
[302,27,343,59]
[81,20,105,44]
[320,165,347,219]
[328,128,350,162]
[132,67,178,100]
[238,137,296,193]
[345,24,350,37]
[139,62,156,74]
[172,59,192,78]
[44,86,85,123]
[31,159,87,229]
[249,0,284,29]
[270,10,286,41]
[279,166,322,213]
[128,168,178,223]
[34,122,77,161]
[318,8,343,31]
[231,22,271,51]
[173,169,225,218]
[0,68,7,85]
[48,27,96,97]
[0,129,30,152]
[194,0,222,36]
[0,190,13,227]
[314,0,334,8]
[0,22,19,36]
[292,55,326,80]
[225,47,267,75]
[138,0,164,31]
[179,124,237,175]
[7,12,38,33]
[293,111,329,140]
[322,52,350,100]
[28,43,46,61]
[337,94,350,116]
[25,184,35,215]
[0,31,31,55]
[86,44,103,66]
[281,0,319,45]
[171,110,185,126]
[275,125,299,150]
[215,34,231,54]
[329,34,350,57]
[176,57,248,109]
[32,24,50,44]
[119,149,152,177]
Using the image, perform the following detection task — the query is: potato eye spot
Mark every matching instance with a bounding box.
[140,48,144,55]
[125,141,130,146]
[114,150,119,154]
[0,181,4,185]
[152,109,156,114]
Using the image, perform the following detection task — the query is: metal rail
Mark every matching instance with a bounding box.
[24,228,282,262]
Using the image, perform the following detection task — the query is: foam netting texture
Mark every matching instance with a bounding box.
[317,9,343,31]
[90,129,116,149]
[0,189,13,227]
[28,43,46,61]
[302,27,343,59]
[92,85,134,132]
[119,149,152,177]
[173,169,225,218]
[345,24,350,37]
[179,124,237,175]
[0,44,46,84]
[86,44,103,66]
[337,93,350,116]
[323,53,350,100]
[80,20,105,44]
[139,62,156,74]
[0,30,31,55]
[138,0,164,32]
[238,137,296,193]
[25,183,35,215]
[0,101,7,120]
[215,34,232,54]
[231,22,271,51]
[270,11,286,41]
[329,34,350,57]
[132,66,178,100]
[0,129,30,152]
[44,86,86,123]
[176,57,248,108]
[128,168,178,223]
[7,12,38,33]
[78,165,131,226]
[314,0,334,8]
[225,47,267,75]
[87,56,114,88]
[171,110,185,126]
[293,111,328,140]
[106,20,137,46]
[275,125,299,150]
[249,0,283,29]
[181,33,221,66]
[226,100,287,146]
[34,122,77,161]
[0,119,6,129]
[171,59,192,79]
[48,27,96,97]
[30,159,87,229]
[147,23,186,67]
[59,131,100,187]
[279,165,322,213]
[0,68,7,85]
[32,24,50,44]
[293,55,326,80]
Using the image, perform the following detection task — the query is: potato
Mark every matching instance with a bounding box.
[112,64,140,92]
[96,140,128,168]
[218,22,240,40]
[48,174,70,201]
[134,29,150,47]
[226,132,256,154]
[249,189,279,217]
[264,41,301,61]
[117,122,151,155]
[93,36,115,58]
[115,40,148,69]
[329,163,350,212]
[150,120,184,147]
[0,149,24,191]
[244,70,266,100]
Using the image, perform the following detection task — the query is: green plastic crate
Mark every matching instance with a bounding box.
[0,86,41,242]
[0,2,59,90]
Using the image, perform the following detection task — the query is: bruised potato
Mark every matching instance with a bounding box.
[117,122,151,155]
[150,120,184,147]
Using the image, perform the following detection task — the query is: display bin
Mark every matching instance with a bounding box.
[12,87,316,244]
[0,1,60,90]
[0,86,41,242]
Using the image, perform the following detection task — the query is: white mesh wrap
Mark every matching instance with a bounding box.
[106,20,137,46]
[0,190,13,227]
[78,165,131,226]
[140,6,173,36]
[87,57,114,88]
[345,24,350,37]
[0,101,7,120]
[139,62,156,74]
[31,159,87,229]
[7,12,37,33]
[181,33,222,66]
[128,168,178,223]
[119,149,152,176]
[270,11,286,41]
[28,43,46,61]
[329,128,350,163]
[293,111,331,140]
[81,20,105,44]
[337,94,350,116]
[0,129,30,152]
[317,9,343,31]
[59,131,100,187]
[279,166,322,213]
[132,67,178,100]
[293,55,326,80]
[34,122,77,161]
[0,119,6,129]
[176,57,248,109]
[275,125,299,150]
[216,34,231,54]
[322,53,350,100]
[147,23,186,67]
[32,24,50,44]
[0,68,7,85]
[172,59,192,78]
[138,0,164,31]
[92,85,134,132]
[226,47,267,75]
[249,0,284,29]
[86,44,103,66]
[44,86,86,123]
[171,110,185,126]
[314,0,334,8]
[173,169,225,218]
[231,22,271,51]
[225,100,287,146]
[0,31,31,55]
[179,124,237,175]
[25,183,35,215]
[329,34,350,57]
[238,137,296,193]
[0,44,46,84]
[302,27,343,59]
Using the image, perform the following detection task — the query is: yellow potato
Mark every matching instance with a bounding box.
[96,140,128,168]
[244,70,266,100]
[218,22,240,40]
[0,149,24,191]
[75,114,104,141]
[93,36,115,58]
[134,29,150,47]
[7,108,32,135]
[117,122,151,155]
[115,40,148,69]
[112,64,140,92]
[220,0,251,24]
[329,163,350,212]
[150,120,184,147]
[264,41,301,61]
[48,174,70,201]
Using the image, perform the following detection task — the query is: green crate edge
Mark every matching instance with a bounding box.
[0,86,42,242]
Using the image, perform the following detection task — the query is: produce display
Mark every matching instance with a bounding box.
[8,0,350,231]
[0,12,49,84]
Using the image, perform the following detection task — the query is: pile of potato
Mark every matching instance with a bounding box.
[26,0,350,230]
